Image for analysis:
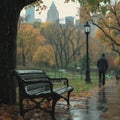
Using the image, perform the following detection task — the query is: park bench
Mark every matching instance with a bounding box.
[14,70,74,120]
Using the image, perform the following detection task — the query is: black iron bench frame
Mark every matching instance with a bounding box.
[14,70,74,120]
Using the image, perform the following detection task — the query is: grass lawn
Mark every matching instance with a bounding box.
[47,71,103,94]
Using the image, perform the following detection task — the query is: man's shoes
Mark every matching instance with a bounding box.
[102,83,105,86]
[99,83,101,87]
[99,83,105,88]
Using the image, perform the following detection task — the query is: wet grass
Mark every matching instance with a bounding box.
[69,79,98,93]
[48,71,112,93]
[47,71,99,93]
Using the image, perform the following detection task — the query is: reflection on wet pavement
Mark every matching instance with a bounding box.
[54,80,120,120]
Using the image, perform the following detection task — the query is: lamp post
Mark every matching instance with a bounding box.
[84,21,91,83]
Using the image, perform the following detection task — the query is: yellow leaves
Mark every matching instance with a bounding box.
[95,29,103,39]
[18,23,45,43]
[18,24,45,44]
[17,23,57,66]
[33,45,55,66]
[41,22,53,29]
[19,24,33,33]
[79,5,91,22]
[114,35,120,43]
[114,56,120,67]
[17,23,46,66]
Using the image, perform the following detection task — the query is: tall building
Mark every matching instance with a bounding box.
[26,7,35,23]
[46,2,59,24]
[65,16,74,26]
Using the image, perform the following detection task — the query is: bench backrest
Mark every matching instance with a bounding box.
[14,70,52,95]
[17,70,49,80]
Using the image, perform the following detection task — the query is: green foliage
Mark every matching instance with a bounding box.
[69,79,98,93]
[33,21,41,28]
[67,62,80,70]
[100,6,108,15]
[77,0,110,13]
[47,70,99,93]
[80,53,92,71]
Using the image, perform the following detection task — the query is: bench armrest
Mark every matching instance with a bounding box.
[49,78,69,87]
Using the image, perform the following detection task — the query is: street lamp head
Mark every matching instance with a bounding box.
[84,21,90,34]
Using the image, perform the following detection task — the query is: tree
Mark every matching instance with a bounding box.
[33,21,41,29]
[33,45,55,66]
[0,0,44,104]
[80,53,92,71]
[94,2,120,66]
[93,2,120,55]
[41,22,84,68]
[79,0,120,54]
[17,23,45,66]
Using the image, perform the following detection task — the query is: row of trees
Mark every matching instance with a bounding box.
[17,21,118,71]
[17,21,86,69]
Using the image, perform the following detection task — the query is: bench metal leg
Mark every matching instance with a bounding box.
[67,89,74,105]
[19,92,24,116]
[51,95,60,120]
[67,91,71,105]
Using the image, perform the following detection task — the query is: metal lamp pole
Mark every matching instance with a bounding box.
[84,21,91,83]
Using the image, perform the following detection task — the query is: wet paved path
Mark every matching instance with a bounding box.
[54,80,120,120]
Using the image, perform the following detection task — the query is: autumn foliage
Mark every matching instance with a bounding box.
[17,23,46,66]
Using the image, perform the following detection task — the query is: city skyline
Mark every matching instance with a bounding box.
[21,0,79,23]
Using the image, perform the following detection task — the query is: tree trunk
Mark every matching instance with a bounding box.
[0,0,37,104]
[0,1,20,104]
[22,49,26,66]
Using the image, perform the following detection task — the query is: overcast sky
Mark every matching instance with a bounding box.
[21,0,79,22]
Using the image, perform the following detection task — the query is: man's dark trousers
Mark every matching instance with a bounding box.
[99,71,105,86]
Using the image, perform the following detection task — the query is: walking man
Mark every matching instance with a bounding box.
[97,53,108,87]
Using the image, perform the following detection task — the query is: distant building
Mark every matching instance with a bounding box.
[65,16,74,26]
[46,2,59,24]
[26,7,35,23]
[75,19,80,26]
